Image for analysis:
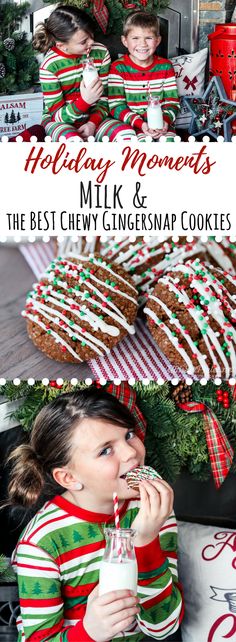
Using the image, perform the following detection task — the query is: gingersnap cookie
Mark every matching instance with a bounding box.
[23,254,138,363]
[205,238,236,275]
[144,258,236,378]
[126,466,160,491]
[100,237,236,304]
[56,237,100,258]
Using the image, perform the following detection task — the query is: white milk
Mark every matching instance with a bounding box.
[83,61,98,87]
[99,559,138,596]
[147,101,164,130]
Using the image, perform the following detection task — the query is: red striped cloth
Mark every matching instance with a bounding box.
[19,241,186,379]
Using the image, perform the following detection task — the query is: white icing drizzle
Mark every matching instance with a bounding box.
[65,256,137,304]
[207,240,235,274]
[168,266,234,378]
[24,254,137,359]
[66,253,138,294]
[144,303,196,375]
[145,259,236,377]
[145,293,209,377]
[58,237,98,256]
[101,238,236,302]
[41,284,133,334]
[27,299,112,353]
[22,310,84,361]
[133,243,204,301]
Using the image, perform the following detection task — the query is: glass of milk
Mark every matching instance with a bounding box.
[147,95,164,130]
[82,58,98,87]
[99,528,138,596]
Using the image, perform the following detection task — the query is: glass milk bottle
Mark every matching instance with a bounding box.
[99,528,138,596]
[82,58,98,87]
[147,95,163,130]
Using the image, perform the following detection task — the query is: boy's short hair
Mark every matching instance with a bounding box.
[123,10,160,37]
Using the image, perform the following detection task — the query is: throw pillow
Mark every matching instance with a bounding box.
[170,48,208,129]
[178,521,236,642]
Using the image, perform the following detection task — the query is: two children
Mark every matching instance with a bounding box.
[33,5,179,141]
[9,387,183,641]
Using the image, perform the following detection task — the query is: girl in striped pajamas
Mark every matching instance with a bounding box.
[32,5,111,141]
[98,11,180,142]
[9,388,183,642]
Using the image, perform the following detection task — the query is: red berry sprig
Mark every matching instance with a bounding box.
[49,380,63,389]
[216,388,230,409]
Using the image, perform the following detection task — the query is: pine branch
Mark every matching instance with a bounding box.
[0,555,16,582]
[1,381,235,484]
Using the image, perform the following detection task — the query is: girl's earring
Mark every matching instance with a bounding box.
[73,481,83,491]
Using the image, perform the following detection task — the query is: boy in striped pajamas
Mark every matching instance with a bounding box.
[97,11,180,142]
[10,388,183,641]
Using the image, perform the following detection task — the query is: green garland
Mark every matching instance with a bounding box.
[43,0,170,37]
[1,380,235,484]
[0,2,39,94]
[0,555,16,582]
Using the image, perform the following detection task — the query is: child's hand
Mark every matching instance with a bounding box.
[77,121,96,139]
[83,585,140,641]
[146,120,169,140]
[80,78,104,105]
[141,122,150,136]
[131,478,174,547]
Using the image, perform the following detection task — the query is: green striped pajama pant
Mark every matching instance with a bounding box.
[42,115,148,142]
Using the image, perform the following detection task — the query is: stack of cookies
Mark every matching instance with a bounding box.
[23,239,236,376]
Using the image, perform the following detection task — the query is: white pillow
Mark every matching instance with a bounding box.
[170,49,208,129]
[178,521,236,642]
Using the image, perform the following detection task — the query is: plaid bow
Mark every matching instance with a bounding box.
[92,0,109,33]
[95,381,146,442]
[178,401,234,488]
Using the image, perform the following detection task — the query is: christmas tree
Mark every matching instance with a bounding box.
[0,2,39,94]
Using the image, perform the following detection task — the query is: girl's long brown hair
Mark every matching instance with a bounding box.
[32,5,95,53]
[7,388,136,507]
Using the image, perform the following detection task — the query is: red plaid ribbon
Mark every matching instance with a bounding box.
[178,401,234,488]
[92,0,109,33]
[95,381,146,442]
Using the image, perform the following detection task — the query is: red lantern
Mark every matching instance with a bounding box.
[208,24,236,97]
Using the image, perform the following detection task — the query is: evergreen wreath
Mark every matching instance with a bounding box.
[1,380,235,485]
[43,0,170,36]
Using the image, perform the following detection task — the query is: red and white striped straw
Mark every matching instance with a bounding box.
[113,492,122,563]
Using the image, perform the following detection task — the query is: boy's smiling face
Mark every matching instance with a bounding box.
[122,26,161,67]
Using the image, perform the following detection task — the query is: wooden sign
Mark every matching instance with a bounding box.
[0,92,43,139]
